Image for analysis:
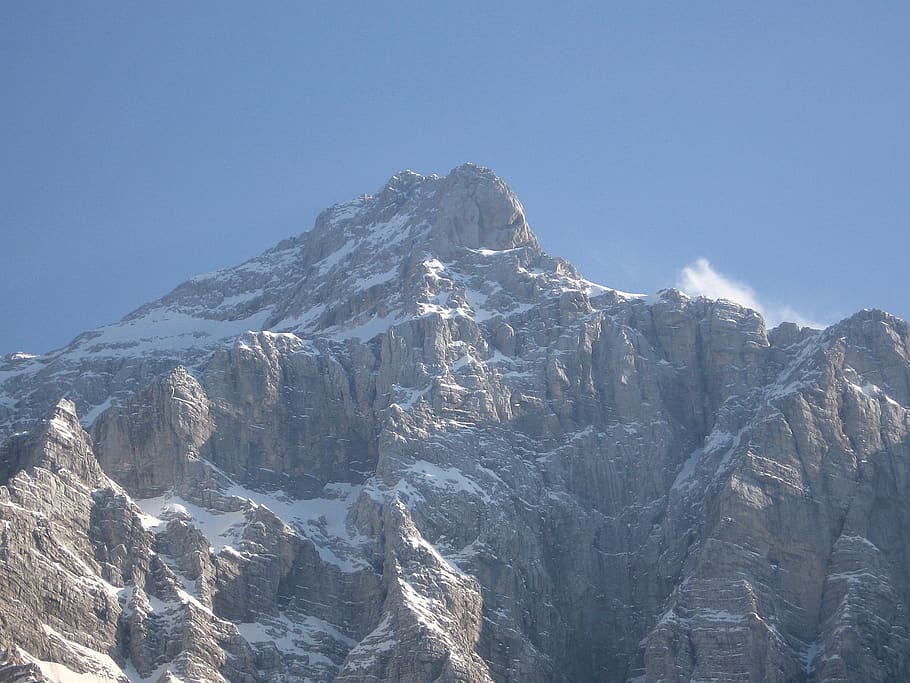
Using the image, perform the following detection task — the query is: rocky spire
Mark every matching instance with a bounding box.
[0,399,104,486]
[424,163,540,257]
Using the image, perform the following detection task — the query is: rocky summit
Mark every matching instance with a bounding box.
[1,164,910,682]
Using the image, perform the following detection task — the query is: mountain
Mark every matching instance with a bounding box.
[1,164,910,682]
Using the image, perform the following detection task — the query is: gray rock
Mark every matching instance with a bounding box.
[2,165,910,682]
[92,367,213,497]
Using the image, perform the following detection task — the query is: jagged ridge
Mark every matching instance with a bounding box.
[0,163,631,437]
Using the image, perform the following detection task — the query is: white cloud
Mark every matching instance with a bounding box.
[675,258,826,329]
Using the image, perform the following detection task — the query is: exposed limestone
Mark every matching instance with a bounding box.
[92,367,213,497]
[2,165,910,682]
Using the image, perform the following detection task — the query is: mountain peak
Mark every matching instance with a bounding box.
[381,168,427,192]
[427,163,538,256]
[307,164,539,262]
[0,165,612,434]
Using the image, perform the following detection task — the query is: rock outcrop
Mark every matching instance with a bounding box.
[2,164,909,682]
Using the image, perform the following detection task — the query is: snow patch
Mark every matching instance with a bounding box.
[672,430,736,491]
[353,267,398,291]
[135,494,247,552]
[847,379,904,408]
[81,397,115,427]
[236,612,356,656]
[328,311,405,342]
[222,480,369,571]
[837,534,881,552]
[391,384,430,410]
[29,625,128,682]
[65,308,274,361]
[316,241,357,275]
[405,461,491,503]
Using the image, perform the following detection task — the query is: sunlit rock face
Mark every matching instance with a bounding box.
[2,165,910,682]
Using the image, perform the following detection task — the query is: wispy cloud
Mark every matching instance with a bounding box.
[676,258,826,329]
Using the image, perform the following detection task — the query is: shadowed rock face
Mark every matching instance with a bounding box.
[2,165,910,682]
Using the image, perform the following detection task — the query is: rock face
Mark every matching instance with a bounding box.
[2,164,910,682]
[92,367,214,497]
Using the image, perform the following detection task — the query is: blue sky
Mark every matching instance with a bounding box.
[2,3,908,354]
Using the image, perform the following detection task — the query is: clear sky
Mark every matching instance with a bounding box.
[2,3,908,355]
